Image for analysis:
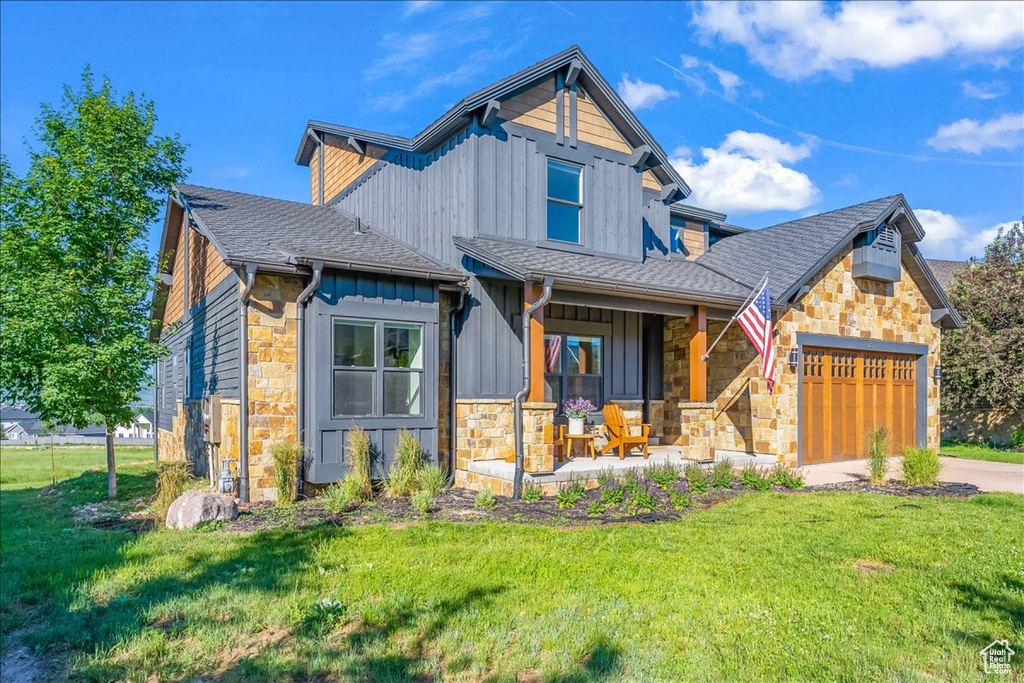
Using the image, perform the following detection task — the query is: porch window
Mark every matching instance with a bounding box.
[543,333,603,411]
[332,319,425,418]
[547,159,583,244]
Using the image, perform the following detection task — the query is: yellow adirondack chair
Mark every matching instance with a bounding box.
[601,404,650,460]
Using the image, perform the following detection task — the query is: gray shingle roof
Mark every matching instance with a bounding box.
[926,259,967,289]
[173,184,462,280]
[697,195,902,302]
[453,236,752,306]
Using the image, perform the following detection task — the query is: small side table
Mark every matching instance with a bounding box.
[564,433,598,460]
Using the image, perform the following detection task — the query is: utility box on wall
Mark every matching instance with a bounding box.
[203,395,222,443]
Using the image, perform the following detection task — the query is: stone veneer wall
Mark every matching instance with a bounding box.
[246,274,303,501]
[455,399,515,471]
[156,398,241,481]
[664,245,941,465]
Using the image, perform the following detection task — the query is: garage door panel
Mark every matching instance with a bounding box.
[802,346,918,465]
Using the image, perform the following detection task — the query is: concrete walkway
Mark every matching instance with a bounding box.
[801,457,1024,494]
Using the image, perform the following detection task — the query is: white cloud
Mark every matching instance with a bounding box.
[692,1,1024,80]
[926,112,1024,154]
[915,209,1011,259]
[616,75,679,111]
[402,1,437,19]
[961,80,1009,100]
[671,131,820,214]
[678,54,747,99]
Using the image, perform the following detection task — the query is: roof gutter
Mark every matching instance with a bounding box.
[238,263,258,503]
[290,255,466,283]
[512,276,554,499]
[295,260,324,500]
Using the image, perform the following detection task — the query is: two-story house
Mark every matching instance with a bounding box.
[153,46,960,501]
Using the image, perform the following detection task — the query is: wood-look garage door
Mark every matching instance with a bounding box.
[801,347,917,465]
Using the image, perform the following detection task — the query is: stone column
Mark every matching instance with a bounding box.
[522,401,556,473]
[677,401,716,461]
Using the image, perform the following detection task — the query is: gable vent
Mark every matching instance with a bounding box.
[852,222,901,282]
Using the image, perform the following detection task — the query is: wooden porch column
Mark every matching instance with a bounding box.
[689,305,707,402]
[525,282,546,402]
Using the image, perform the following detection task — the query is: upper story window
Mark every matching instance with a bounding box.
[669,216,687,254]
[547,159,583,244]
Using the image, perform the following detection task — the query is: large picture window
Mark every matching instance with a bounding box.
[543,333,603,411]
[333,319,424,418]
[546,159,583,244]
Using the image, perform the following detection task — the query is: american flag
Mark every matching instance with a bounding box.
[736,279,777,394]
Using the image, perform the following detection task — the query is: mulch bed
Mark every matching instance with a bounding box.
[803,479,982,497]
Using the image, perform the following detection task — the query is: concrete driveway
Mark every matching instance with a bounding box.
[801,457,1024,494]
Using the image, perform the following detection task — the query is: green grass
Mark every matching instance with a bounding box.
[0,444,154,490]
[940,440,1024,465]
[2,447,1022,681]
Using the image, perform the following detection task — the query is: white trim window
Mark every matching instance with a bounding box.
[546,158,583,244]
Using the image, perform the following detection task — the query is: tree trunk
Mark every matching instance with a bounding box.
[106,428,117,500]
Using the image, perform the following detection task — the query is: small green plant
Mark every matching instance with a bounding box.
[1012,429,1024,449]
[622,469,642,496]
[669,480,693,510]
[867,426,891,484]
[410,490,434,515]
[767,463,804,489]
[740,465,771,491]
[154,461,194,523]
[347,427,373,500]
[321,478,358,513]
[711,459,734,489]
[902,446,942,486]
[270,441,303,505]
[645,462,679,489]
[627,482,658,514]
[417,464,445,497]
[522,483,543,502]
[475,487,496,509]
[684,461,709,493]
[600,480,625,507]
[556,480,587,509]
[384,430,424,497]
[596,468,617,486]
[587,500,606,516]
[555,488,576,508]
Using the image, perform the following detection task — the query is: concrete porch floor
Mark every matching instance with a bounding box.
[467,446,777,485]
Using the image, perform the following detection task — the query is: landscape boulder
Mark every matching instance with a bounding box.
[165,489,238,530]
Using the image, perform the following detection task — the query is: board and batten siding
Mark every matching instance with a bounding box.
[305,270,441,483]
[157,277,242,430]
[456,279,644,401]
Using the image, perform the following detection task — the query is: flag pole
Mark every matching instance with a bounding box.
[701,271,769,362]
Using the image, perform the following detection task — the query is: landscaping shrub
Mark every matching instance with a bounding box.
[740,465,771,491]
[903,446,942,486]
[867,426,891,484]
[320,482,351,514]
[711,459,734,489]
[596,468,617,486]
[556,480,588,509]
[684,462,709,493]
[622,469,642,496]
[627,480,658,514]
[270,442,303,505]
[417,464,445,497]
[1013,429,1024,449]
[587,500,606,516]
[474,487,496,509]
[669,480,693,510]
[347,427,373,500]
[410,490,433,514]
[646,462,679,489]
[385,430,424,498]
[767,463,805,489]
[154,461,194,522]
[522,483,543,502]
[600,480,625,507]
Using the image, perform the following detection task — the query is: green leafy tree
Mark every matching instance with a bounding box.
[941,222,1024,413]
[1,68,187,498]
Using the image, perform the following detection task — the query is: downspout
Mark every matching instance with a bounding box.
[447,286,467,487]
[512,276,554,499]
[238,263,258,502]
[295,260,324,500]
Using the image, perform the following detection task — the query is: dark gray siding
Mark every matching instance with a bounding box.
[545,304,643,400]
[456,279,523,399]
[306,270,441,483]
[643,190,672,257]
[157,277,241,431]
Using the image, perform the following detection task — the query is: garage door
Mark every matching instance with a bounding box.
[801,347,917,465]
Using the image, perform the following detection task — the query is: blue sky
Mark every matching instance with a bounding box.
[2,0,1022,262]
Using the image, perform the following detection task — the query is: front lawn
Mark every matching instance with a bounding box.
[1,448,1021,681]
[0,444,153,489]
[940,439,1024,465]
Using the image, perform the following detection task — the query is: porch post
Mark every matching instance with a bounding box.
[525,282,546,402]
[689,305,707,402]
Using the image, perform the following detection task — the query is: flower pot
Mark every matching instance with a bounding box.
[568,417,585,436]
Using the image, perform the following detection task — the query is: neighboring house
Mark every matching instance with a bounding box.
[927,258,1022,445]
[114,414,154,439]
[153,45,961,502]
[0,406,109,440]
[2,422,29,441]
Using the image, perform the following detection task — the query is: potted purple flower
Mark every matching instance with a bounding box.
[562,397,597,435]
